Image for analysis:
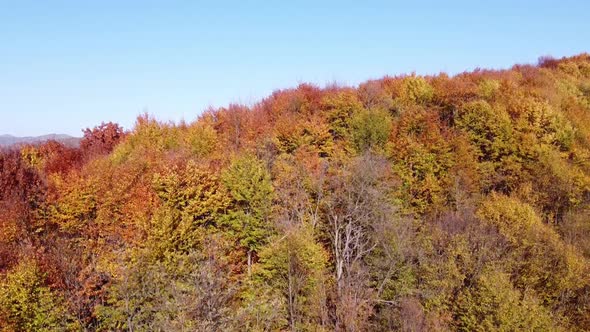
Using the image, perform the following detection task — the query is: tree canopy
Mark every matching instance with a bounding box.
[2,54,590,331]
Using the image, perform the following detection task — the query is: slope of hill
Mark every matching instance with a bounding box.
[0,134,81,147]
[1,54,590,331]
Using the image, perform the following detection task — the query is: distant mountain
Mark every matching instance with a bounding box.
[0,134,81,147]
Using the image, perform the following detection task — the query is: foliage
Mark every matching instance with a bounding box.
[245,226,329,331]
[81,122,126,157]
[454,267,558,332]
[399,75,434,105]
[150,160,230,256]
[222,154,274,255]
[0,259,74,331]
[2,53,590,331]
[349,107,392,153]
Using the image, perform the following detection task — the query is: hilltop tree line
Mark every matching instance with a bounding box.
[1,54,590,331]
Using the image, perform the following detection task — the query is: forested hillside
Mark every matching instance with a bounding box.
[2,54,590,331]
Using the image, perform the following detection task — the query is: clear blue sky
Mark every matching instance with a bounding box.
[1,0,588,136]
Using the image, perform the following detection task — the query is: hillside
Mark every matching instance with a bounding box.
[1,54,590,331]
[0,134,81,147]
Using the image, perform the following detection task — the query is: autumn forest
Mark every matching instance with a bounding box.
[2,54,590,331]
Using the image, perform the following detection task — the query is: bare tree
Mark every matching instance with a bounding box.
[323,153,394,331]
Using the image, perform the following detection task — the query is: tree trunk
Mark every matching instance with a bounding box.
[288,253,296,331]
[247,249,252,276]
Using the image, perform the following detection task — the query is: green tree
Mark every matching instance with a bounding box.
[0,259,74,332]
[247,226,329,331]
[184,119,218,157]
[456,100,514,164]
[477,194,589,307]
[456,100,520,192]
[222,154,274,274]
[349,108,392,153]
[322,90,365,141]
[98,242,238,332]
[151,160,229,256]
[399,76,434,105]
[454,266,559,332]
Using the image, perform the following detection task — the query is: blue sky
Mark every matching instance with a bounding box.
[1,0,589,136]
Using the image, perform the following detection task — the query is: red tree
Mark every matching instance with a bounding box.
[81,122,126,157]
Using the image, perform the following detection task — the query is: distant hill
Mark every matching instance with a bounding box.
[0,134,81,147]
